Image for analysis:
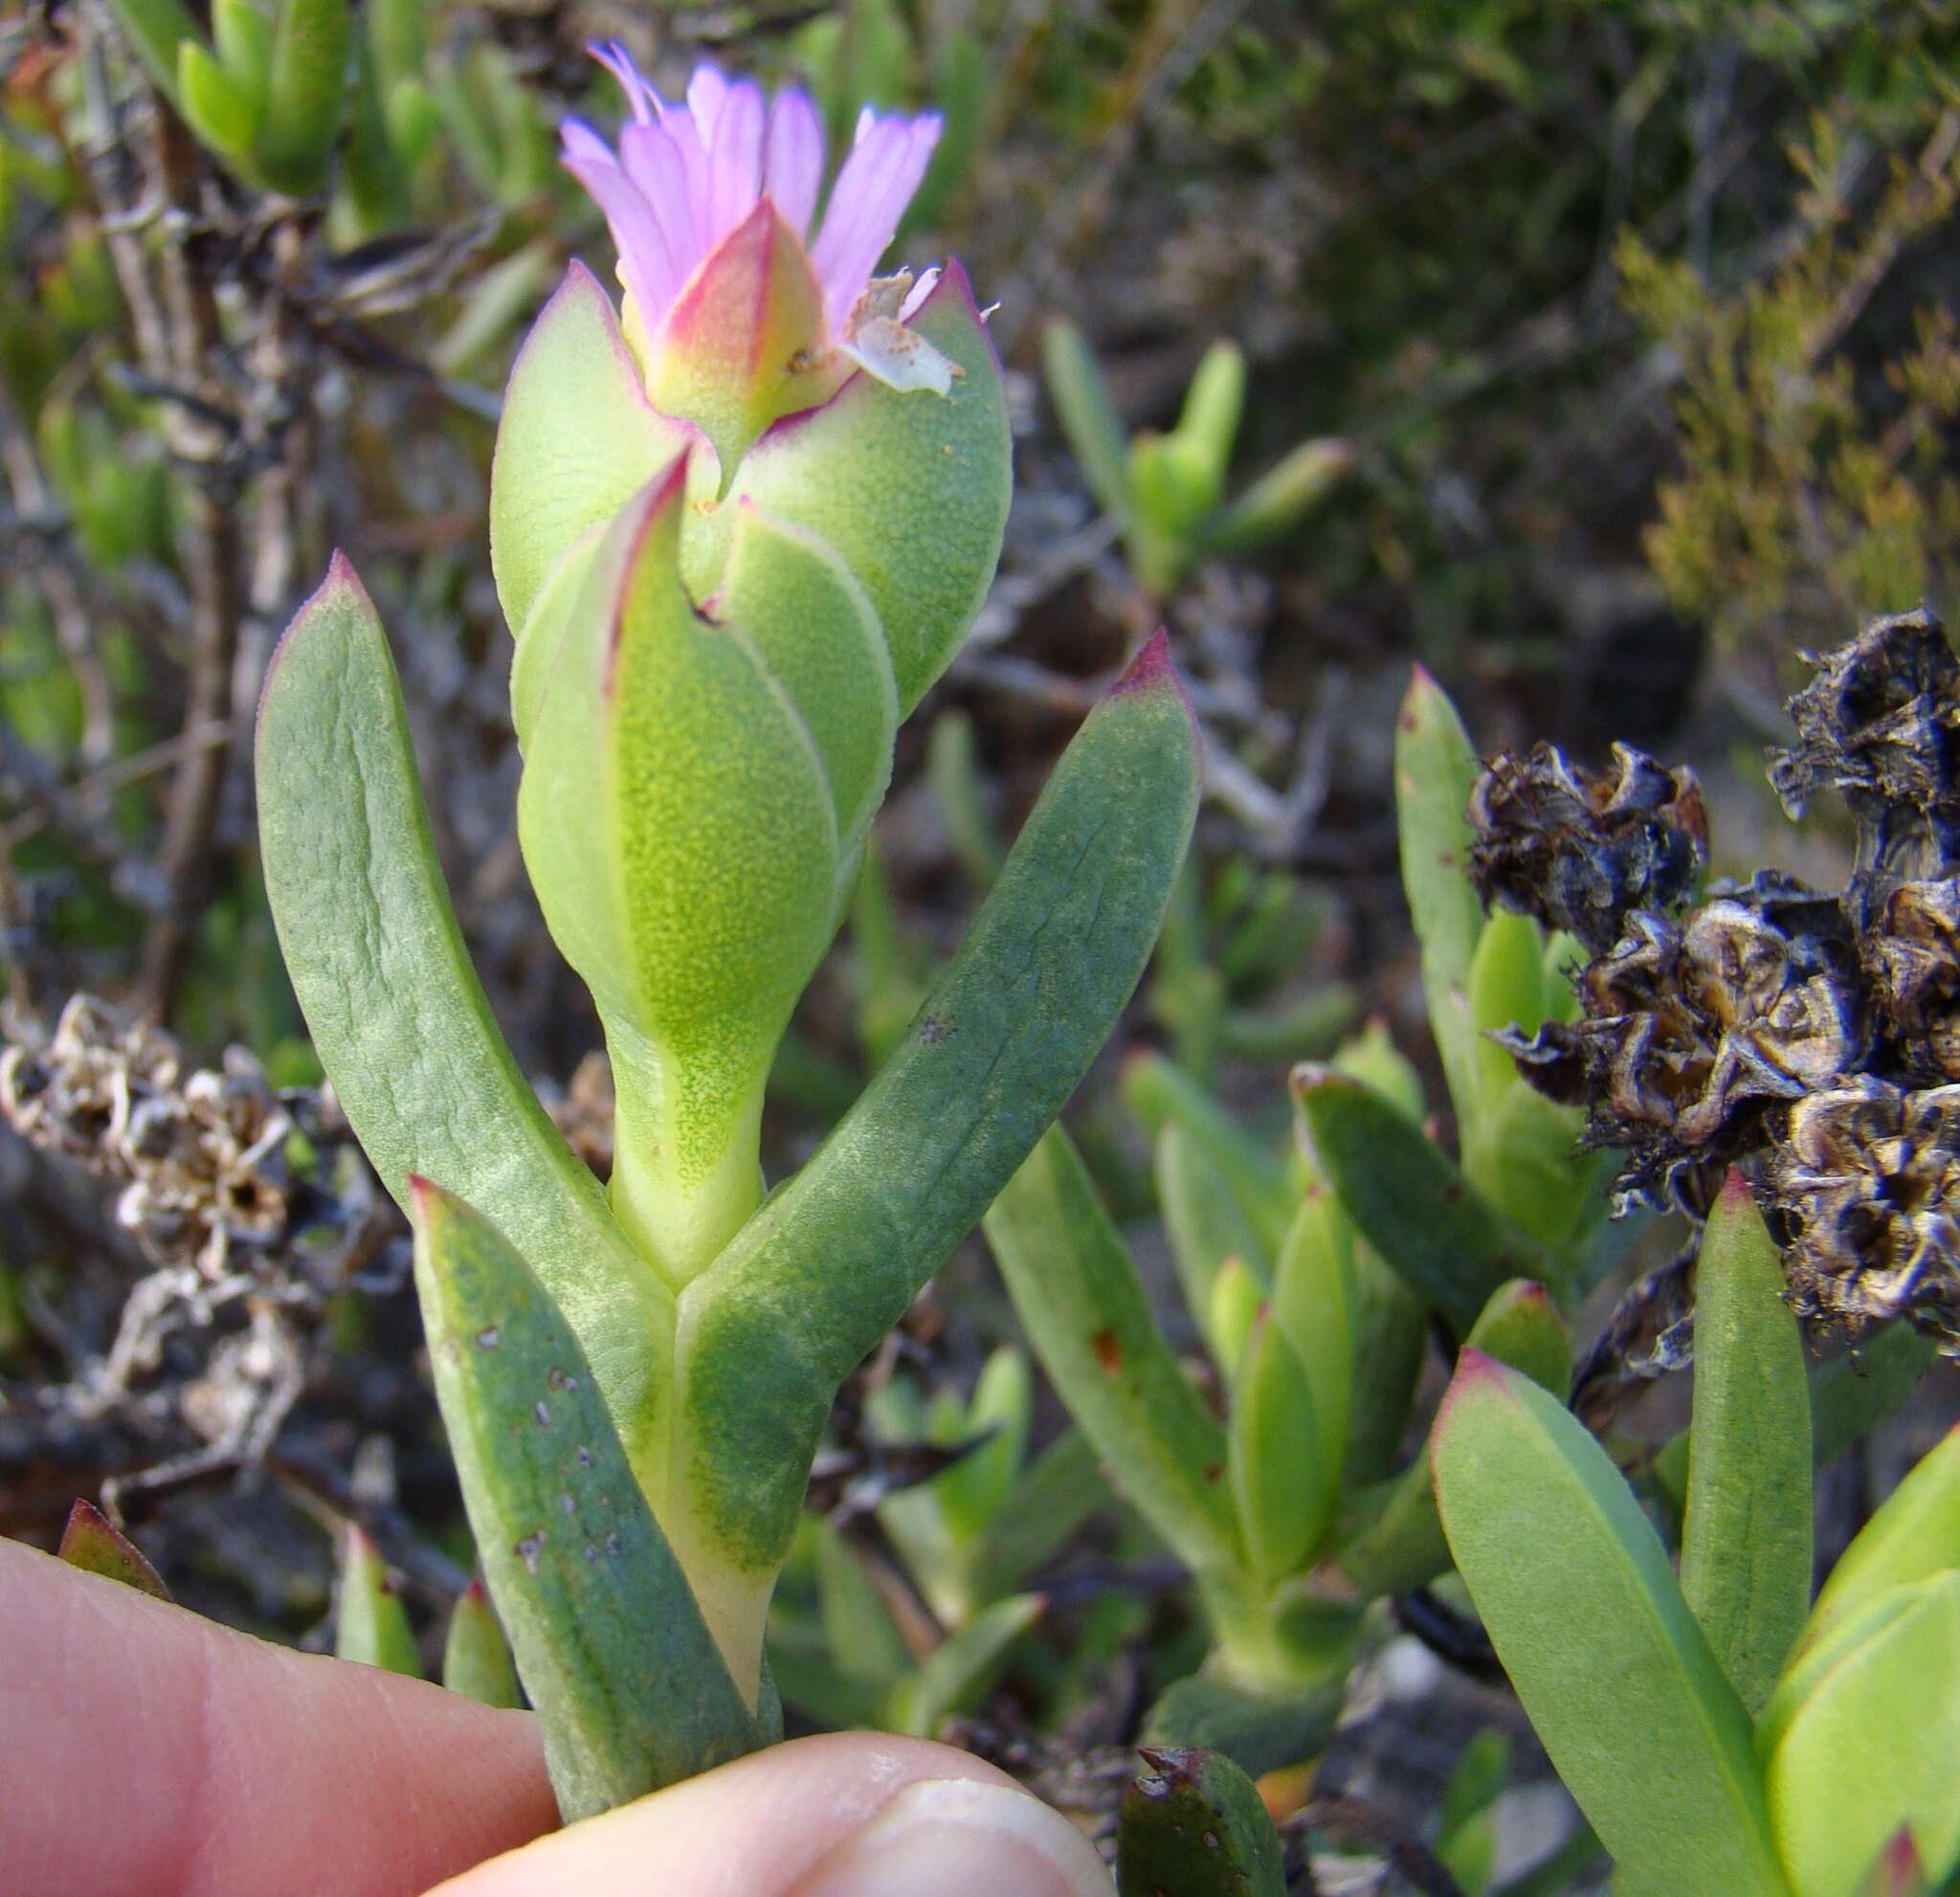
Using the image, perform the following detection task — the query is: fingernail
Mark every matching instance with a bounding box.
[787,1776,1113,1897]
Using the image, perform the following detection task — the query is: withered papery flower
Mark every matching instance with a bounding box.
[1499,874,1866,1216]
[1767,1075,1960,1352]
[1468,740,1707,954]
[1769,606,1960,927]
[1866,876,1960,1083]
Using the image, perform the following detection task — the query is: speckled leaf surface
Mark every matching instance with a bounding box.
[412,1180,763,1819]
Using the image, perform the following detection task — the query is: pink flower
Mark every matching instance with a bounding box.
[562,46,943,343]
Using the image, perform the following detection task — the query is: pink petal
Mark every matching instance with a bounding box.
[811,112,943,328]
[763,88,823,236]
[707,78,766,241]
[657,110,717,262]
[561,147,677,320]
[683,64,730,140]
[618,122,701,289]
[589,41,657,123]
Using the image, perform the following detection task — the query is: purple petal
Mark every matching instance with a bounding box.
[811,112,943,328]
[682,64,729,138]
[589,40,657,123]
[707,78,766,242]
[619,122,701,291]
[561,148,677,320]
[763,88,823,236]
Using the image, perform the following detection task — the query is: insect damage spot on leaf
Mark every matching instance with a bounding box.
[1092,1328,1123,1373]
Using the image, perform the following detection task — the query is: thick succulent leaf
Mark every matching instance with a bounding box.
[1333,1279,1570,1600]
[104,0,202,104]
[1800,1424,1960,1663]
[1762,1574,1960,1897]
[933,1345,1033,1544]
[256,557,673,1477]
[1434,1353,1787,1897]
[963,1428,1106,1609]
[517,469,841,1280]
[1139,1671,1344,1780]
[1041,317,1133,524]
[255,0,347,193]
[1345,1241,1428,1488]
[411,1180,763,1816]
[1115,1746,1285,1897]
[1205,438,1352,555]
[1291,1064,1553,1335]
[668,636,1199,1657]
[1125,1049,1293,1254]
[442,1577,523,1707]
[1395,664,1486,1125]
[1158,1122,1275,1366]
[989,1124,1242,1580]
[885,1594,1045,1738]
[1229,1308,1325,1585]
[1681,1175,1813,1716]
[699,262,1011,713]
[334,1524,422,1677]
[1270,1185,1357,1513]
[812,1518,910,1690]
[490,261,690,637]
[57,1499,168,1599]
[711,500,898,857]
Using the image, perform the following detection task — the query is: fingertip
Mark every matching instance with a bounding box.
[429,1731,1111,1896]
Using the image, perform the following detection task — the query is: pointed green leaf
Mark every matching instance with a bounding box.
[411,1180,763,1818]
[442,1576,523,1707]
[1229,1308,1324,1585]
[1206,438,1353,556]
[1158,1122,1274,1364]
[1395,664,1485,1126]
[988,1124,1241,1580]
[255,0,348,195]
[1434,1353,1788,1897]
[813,1518,911,1690]
[1124,1050,1293,1254]
[334,1524,421,1677]
[256,557,674,1479]
[704,263,1011,713]
[669,638,1199,1637]
[1800,1424,1960,1663]
[212,0,272,91]
[1209,1254,1263,1386]
[1681,1175,1813,1716]
[57,1500,169,1600]
[1116,1746,1285,1897]
[104,0,199,104]
[490,263,690,639]
[1269,1184,1357,1514]
[1173,342,1245,497]
[963,1427,1106,1609]
[885,1594,1045,1739]
[1345,1240,1428,1487]
[1042,317,1133,524]
[1292,1065,1552,1335]
[935,1346,1033,1543]
[177,39,262,157]
[1334,1279,1570,1600]
[926,706,1004,888]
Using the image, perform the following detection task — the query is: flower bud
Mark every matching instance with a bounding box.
[516,462,895,1280]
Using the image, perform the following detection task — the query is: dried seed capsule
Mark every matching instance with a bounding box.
[1498,875,1866,1217]
[1769,607,1960,927]
[1864,877,1960,1082]
[1468,740,1707,953]
[1766,1076,1960,1351]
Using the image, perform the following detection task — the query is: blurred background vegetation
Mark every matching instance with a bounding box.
[4,0,1959,1884]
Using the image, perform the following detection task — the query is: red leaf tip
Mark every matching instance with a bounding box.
[1109,628,1178,698]
[1718,1166,1753,1208]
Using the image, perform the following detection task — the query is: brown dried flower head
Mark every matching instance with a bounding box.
[1499,875,1865,1216]
[1468,740,1707,954]
[1767,1075,1960,1351]
[1770,606,1960,926]
[1865,877,1960,1083]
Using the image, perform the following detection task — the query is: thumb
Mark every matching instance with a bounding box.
[426,1730,1113,1897]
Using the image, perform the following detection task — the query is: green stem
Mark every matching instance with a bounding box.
[604,1027,764,1288]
